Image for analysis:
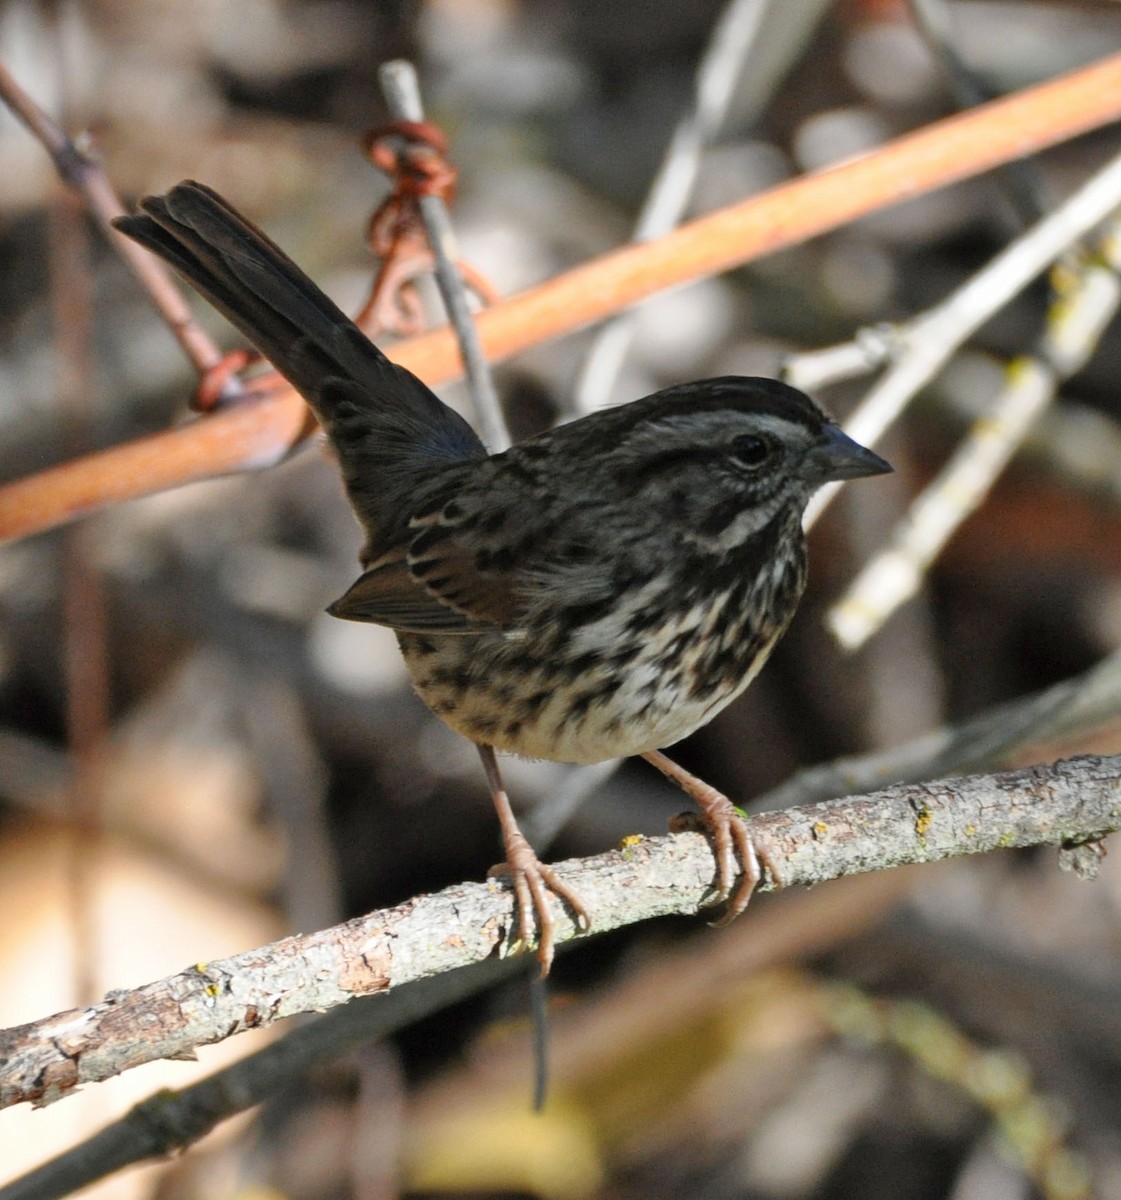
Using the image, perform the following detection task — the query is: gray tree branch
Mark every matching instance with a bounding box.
[1,753,1117,1121]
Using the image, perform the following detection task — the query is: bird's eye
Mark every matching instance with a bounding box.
[730,434,771,468]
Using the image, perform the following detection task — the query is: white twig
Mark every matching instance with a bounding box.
[830,218,1121,650]
[802,145,1121,530]
[571,0,777,414]
[1024,395,1121,501]
[378,60,510,451]
[782,324,899,392]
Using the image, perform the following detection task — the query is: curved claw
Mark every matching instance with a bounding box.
[702,795,784,926]
[647,749,782,923]
[489,844,591,974]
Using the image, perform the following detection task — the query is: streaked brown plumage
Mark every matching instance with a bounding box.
[116,181,891,971]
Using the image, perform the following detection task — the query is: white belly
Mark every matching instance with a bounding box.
[398,586,786,765]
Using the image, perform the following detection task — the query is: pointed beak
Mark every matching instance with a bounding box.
[802,423,892,484]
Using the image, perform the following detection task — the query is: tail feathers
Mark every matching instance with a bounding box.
[114,181,486,533]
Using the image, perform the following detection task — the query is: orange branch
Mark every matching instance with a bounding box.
[410,51,1121,378]
[3,51,1121,542]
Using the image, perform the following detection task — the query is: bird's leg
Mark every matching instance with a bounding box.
[477,744,590,974]
[642,749,783,922]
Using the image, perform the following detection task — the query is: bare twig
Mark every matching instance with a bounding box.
[0,868,910,1200]
[907,0,1050,225]
[378,60,510,451]
[990,384,1121,502]
[0,959,521,1200]
[914,355,1121,504]
[754,650,1121,813]
[0,59,228,382]
[829,218,1121,650]
[50,182,108,1008]
[238,672,342,933]
[4,51,1121,541]
[571,0,780,414]
[802,144,1121,530]
[2,753,1118,1116]
[781,325,900,393]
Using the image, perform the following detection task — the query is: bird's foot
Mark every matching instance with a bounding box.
[478,743,590,974]
[647,750,783,921]
[488,830,590,974]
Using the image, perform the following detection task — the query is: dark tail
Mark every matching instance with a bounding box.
[114,181,486,536]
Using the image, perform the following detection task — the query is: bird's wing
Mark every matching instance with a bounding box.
[327,552,479,632]
[328,502,529,633]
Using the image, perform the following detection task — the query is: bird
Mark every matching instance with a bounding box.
[115,181,891,973]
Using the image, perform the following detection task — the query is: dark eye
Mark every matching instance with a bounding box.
[730,434,771,469]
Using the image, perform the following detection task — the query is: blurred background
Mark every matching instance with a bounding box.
[3,0,1121,1196]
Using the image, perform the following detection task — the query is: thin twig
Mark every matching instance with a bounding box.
[238,672,342,932]
[571,0,778,414]
[907,0,1049,225]
[4,52,1121,541]
[781,325,900,393]
[378,60,510,451]
[802,143,1121,530]
[980,381,1121,503]
[50,181,108,1009]
[829,219,1121,650]
[753,650,1121,813]
[909,350,1121,505]
[0,59,229,382]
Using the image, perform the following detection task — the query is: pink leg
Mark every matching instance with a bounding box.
[643,749,783,922]
[478,744,590,974]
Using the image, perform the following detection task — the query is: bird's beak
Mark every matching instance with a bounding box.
[803,423,892,483]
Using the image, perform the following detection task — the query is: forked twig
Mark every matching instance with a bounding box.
[801,145,1121,530]
[829,221,1121,650]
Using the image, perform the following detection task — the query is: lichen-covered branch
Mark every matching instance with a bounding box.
[1,753,1117,1116]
